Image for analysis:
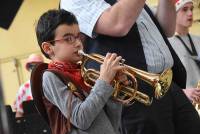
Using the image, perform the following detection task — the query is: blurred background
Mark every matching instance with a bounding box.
[0,0,59,106]
[0,0,199,106]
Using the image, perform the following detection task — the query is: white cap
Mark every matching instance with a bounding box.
[176,0,193,11]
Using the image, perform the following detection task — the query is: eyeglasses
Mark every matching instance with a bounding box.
[47,33,85,45]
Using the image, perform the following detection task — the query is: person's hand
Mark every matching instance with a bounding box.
[182,88,200,103]
[99,53,125,84]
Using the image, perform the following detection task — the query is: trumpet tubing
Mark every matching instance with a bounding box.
[112,77,152,106]
[193,81,200,115]
[78,50,172,105]
[134,91,153,106]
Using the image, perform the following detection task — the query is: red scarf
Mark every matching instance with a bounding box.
[48,61,91,93]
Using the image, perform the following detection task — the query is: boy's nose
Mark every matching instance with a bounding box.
[74,39,82,47]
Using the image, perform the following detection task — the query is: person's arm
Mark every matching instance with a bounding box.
[182,88,200,102]
[43,54,124,130]
[61,0,146,37]
[95,0,146,36]
[15,112,23,117]
[43,72,115,130]
[155,0,176,37]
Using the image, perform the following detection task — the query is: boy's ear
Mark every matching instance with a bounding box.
[41,42,54,56]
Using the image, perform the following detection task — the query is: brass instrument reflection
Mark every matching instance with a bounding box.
[78,50,173,106]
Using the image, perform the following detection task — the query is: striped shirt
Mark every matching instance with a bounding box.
[61,0,174,73]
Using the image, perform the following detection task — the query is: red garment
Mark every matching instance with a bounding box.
[13,81,33,113]
[48,61,91,93]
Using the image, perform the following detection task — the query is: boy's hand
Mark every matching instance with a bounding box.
[99,53,125,84]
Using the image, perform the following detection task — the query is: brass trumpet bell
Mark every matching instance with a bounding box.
[78,50,172,105]
[125,65,173,99]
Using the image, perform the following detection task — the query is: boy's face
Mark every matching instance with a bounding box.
[46,24,84,63]
[177,2,193,28]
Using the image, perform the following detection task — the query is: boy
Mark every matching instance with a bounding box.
[169,0,200,112]
[169,0,200,101]
[35,9,124,134]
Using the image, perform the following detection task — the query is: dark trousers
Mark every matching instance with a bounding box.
[121,82,200,134]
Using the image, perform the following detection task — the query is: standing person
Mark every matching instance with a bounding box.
[169,0,200,103]
[13,53,44,117]
[35,9,125,134]
[61,0,200,134]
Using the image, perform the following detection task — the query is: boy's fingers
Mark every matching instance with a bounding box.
[109,53,117,62]
[104,52,111,61]
[113,56,122,65]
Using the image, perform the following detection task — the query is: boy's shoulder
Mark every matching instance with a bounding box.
[42,71,67,87]
[43,71,57,80]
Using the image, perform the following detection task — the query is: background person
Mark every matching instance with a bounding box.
[169,0,200,103]
[13,53,44,117]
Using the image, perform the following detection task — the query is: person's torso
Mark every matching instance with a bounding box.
[42,71,121,134]
[169,35,200,88]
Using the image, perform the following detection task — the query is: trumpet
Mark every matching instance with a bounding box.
[193,81,200,115]
[78,50,173,105]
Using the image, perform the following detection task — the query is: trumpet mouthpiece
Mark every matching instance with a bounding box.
[78,50,85,56]
[121,59,125,64]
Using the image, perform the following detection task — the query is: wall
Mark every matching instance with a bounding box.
[148,0,200,35]
[0,0,59,105]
